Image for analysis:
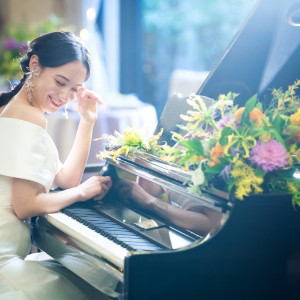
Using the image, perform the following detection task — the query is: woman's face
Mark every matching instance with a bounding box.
[32,61,87,114]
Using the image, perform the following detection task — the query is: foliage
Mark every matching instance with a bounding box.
[97,81,300,207]
[0,14,73,81]
[160,80,300,206]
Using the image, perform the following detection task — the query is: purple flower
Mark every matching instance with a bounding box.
[3,37,18,50]
[249,139,288,173]
[19,42,28,54]
[230,147,243,156]
[217,115,231,128]
[220,164,231,180]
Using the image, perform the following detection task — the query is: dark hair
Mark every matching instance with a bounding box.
[0,31,91,107]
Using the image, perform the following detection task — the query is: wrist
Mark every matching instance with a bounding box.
[79,119,96,126]
[75,186,85,202]
[147,195,158,210]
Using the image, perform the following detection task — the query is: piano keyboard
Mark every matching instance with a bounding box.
[46,205,162,269]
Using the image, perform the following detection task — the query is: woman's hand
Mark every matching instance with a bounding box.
[114,179,156,210]
[78,176,112,201]
[76,87,102,123]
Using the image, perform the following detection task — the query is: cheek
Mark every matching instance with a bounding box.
[69,92,76,101]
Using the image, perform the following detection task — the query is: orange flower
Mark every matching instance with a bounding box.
[259,133,271,142]
[210,142,225,166]
[235,107,265,125]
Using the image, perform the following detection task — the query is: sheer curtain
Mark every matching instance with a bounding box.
[81,0,110,97]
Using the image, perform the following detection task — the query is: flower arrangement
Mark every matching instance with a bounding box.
[96,127,164,161]
[97,81,300,207]
[0,15,72,82]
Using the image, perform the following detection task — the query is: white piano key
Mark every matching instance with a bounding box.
[46,212,129,269]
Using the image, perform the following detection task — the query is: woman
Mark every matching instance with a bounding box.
[0,31,112,299]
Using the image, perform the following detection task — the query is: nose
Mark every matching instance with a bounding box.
[59,87,71,103]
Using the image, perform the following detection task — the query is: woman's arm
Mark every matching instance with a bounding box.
[55,89,102,188]
[116,179,222,236]
[12,175,112,220]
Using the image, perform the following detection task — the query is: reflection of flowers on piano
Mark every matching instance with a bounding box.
[97,80,300,207]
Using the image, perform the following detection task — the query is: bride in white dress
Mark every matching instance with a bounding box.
[0,31,112,299]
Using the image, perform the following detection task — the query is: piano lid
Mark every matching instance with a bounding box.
[196,0,300,106]
[155,0,300,146]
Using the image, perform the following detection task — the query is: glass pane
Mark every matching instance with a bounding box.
[141,0,257,117]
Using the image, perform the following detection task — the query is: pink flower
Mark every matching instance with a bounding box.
[249,139,288,173]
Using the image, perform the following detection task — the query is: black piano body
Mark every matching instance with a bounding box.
[32,0,300,299]
[32,156,300,300]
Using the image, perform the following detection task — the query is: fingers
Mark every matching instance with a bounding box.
[76,88,103,104]
[91,176,112,201]
[100,176,113,187]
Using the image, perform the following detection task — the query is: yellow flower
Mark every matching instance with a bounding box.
[230,160,263,200]
[224,133,256,159]
[290,108,300,126]
[180,94,218,132]
[288,144,300,164]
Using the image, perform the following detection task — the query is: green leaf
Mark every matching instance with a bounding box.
[218,156,231,165]
[274,167,296,178]
[205,164,224,174]
[219,127,233,146]
[271,130,286,147]
[241,94,257,125]
[226,178,235,192]
[179,137,204,155]
[254,167,265,178]
[256,102,263,111]
[272,114,285,132]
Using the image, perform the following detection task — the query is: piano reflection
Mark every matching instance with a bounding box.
[32,0,300,299]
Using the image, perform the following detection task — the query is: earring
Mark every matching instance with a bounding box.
[63,103,69,119]
[25,68,39,103]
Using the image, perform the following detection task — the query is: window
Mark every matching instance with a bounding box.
[103,0,257,118]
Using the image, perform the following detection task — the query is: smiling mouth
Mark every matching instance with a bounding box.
[49,95,65,108]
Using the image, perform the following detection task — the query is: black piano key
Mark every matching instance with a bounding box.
[62,206,161,251]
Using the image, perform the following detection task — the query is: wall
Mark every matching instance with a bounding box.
[0,0,82,33]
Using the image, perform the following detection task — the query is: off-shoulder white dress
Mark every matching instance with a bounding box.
[0,118,104,300]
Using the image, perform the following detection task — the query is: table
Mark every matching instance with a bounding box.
[46,103,158,165]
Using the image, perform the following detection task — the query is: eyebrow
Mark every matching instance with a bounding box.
[56,75,83,86]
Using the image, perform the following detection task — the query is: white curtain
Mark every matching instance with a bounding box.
[81,0,110,97]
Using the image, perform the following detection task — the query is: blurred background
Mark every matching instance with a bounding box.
[0,0,257,163]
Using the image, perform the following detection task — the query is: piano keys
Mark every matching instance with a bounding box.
[32,0,300,299]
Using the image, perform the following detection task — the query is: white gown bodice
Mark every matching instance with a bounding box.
[0,117,62,257]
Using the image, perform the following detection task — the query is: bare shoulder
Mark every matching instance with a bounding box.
[1,104,47,129]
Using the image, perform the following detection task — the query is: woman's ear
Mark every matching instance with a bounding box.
[29,54,40,73]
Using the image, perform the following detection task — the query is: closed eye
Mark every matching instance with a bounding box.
[55,80,65,87]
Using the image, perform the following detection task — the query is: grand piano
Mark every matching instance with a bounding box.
[32,0,300,299]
